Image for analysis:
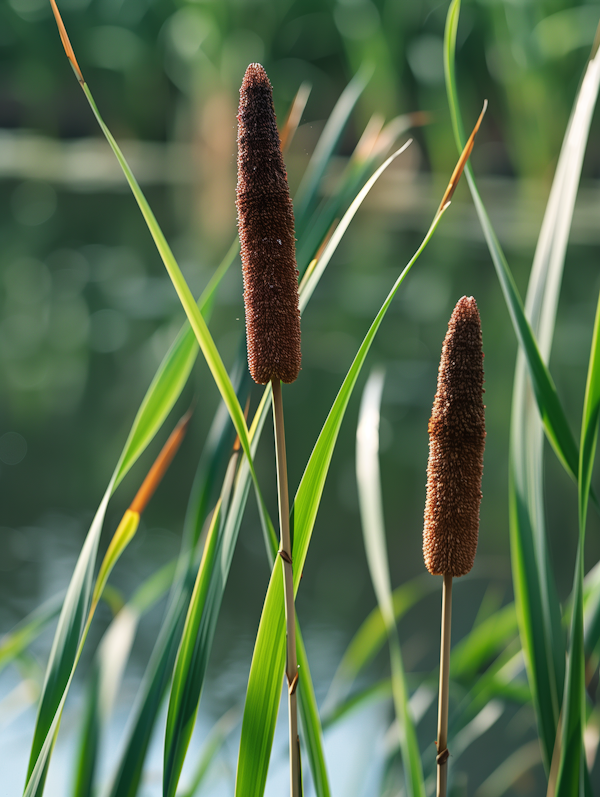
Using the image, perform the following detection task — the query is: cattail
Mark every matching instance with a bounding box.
[236,63,301,385]
[423,296,485,577]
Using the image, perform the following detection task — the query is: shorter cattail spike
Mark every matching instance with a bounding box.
[423,296,486,577]
[236,63,302,385]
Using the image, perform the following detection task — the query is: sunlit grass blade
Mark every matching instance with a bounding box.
[235,205,448,797]
[81,85,253,468]
[554,290,600,796]
[48,1,254,478]
[163,498,222,797]
[113,237,238,491]
[356,368,425,797]
[161,392,274,797]
[444,0,579,482]
[293,63,373,230]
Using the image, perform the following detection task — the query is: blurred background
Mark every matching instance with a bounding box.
[2,0,600,794]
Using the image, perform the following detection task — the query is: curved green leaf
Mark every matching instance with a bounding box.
[445,0,579,482]
[555,290,600,796]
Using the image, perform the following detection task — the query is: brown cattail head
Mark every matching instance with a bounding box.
[236,63,301,385]
[423,296,486,577]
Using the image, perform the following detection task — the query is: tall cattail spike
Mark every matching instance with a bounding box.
[423,296,486,577]
[236,63,302,385]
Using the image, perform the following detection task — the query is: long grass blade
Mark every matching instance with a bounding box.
[445,0,580,482]
[554,291,600,795]
[161,394,272,797]
[513,24,600,777]
[48,0,255,478]
[356,368,425,797]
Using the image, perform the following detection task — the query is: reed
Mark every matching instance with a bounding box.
[424,296,486,796]
[236,62,302,797]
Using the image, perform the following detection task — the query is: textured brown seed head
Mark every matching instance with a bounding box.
[423,296,486,577]
[236,63,301,385]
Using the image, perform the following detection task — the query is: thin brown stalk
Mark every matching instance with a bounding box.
[272,377,301,797]
[437,572,453,797]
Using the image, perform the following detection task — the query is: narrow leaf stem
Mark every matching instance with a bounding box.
[272,378,301,797]
[437,572,453,797]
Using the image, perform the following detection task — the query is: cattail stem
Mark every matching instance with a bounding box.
[272,378,301,797]
[436,572,453,797]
